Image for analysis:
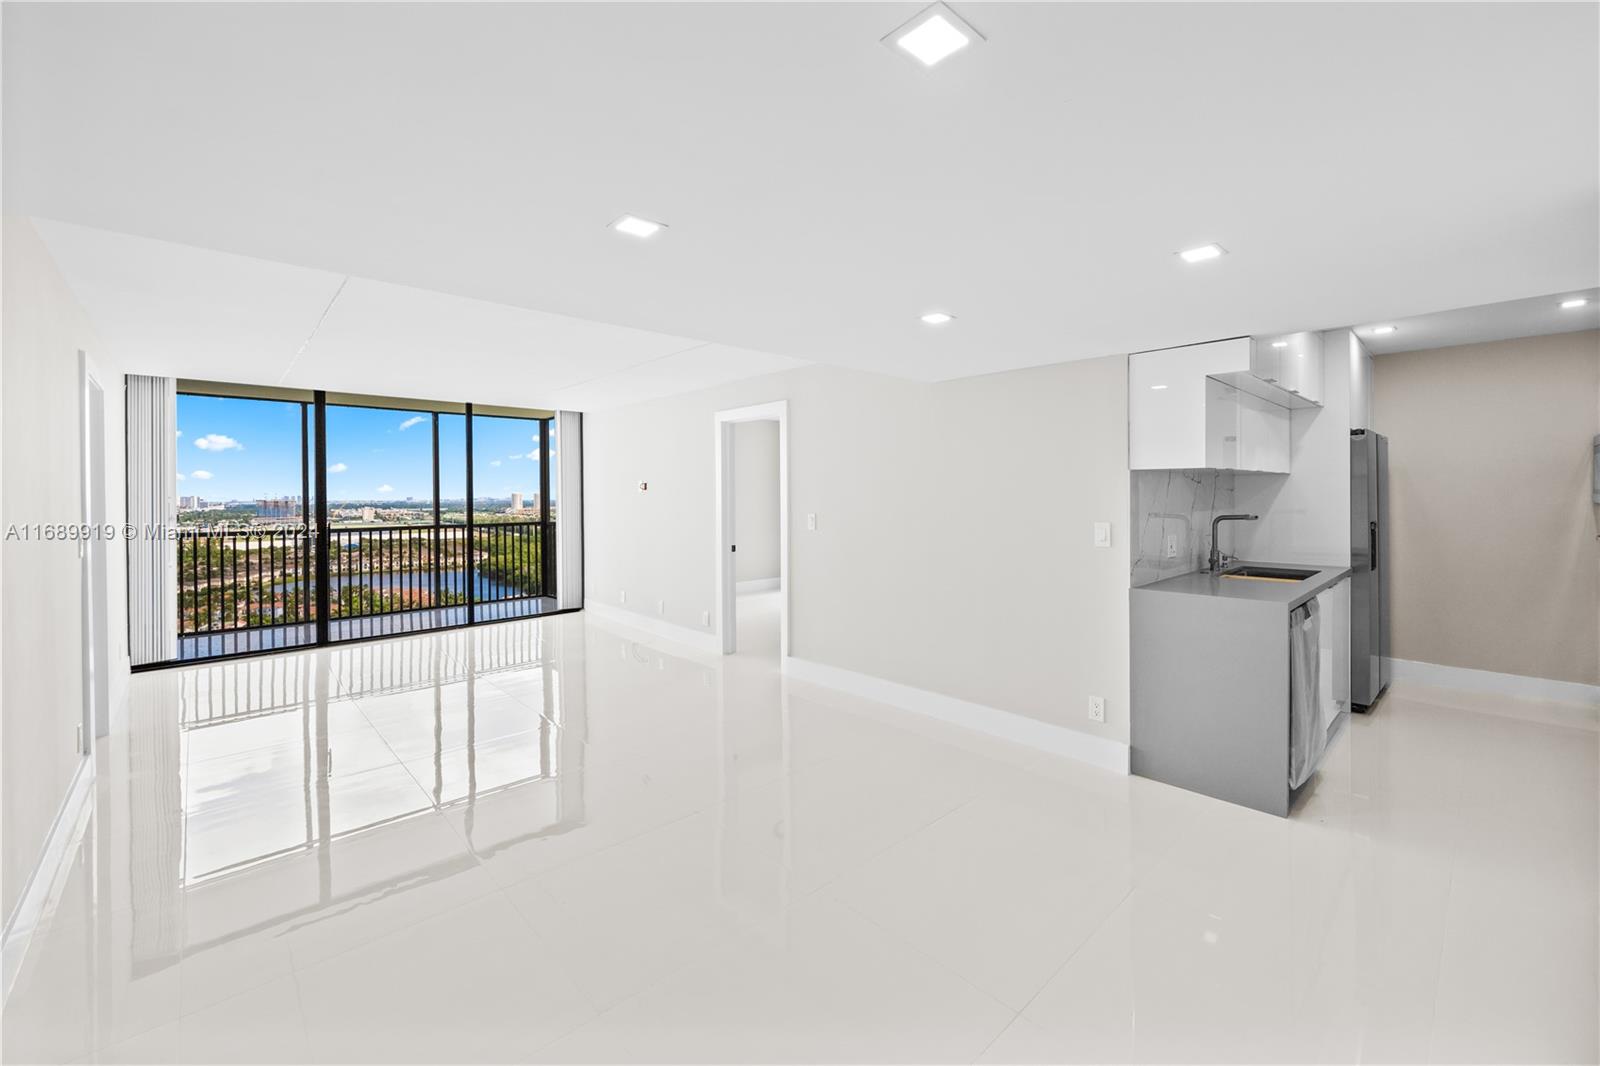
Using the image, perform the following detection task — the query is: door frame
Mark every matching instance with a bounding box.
[78,351,110,745]
[713,401,789,656]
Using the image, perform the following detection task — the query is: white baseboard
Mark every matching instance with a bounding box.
[583,600,722,655]
[736,577,780,593]
[2,756,95,1005]
[782,656,1130,775]
[1388,658,1600,712]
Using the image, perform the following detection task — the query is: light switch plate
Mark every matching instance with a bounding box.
[807,513,817,531]
[1093,522,1112,548]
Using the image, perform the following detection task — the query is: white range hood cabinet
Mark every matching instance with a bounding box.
[1210,331,1325,409]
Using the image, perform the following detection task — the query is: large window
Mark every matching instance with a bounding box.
[162,386,562,664]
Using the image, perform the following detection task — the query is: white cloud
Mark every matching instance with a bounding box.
[524,450,540,462]
[507,453,523,461]
[176,429,183,438]
[376,484,394,493]
[398,415,426,431]
[194,433,242,451]
[190,470,213,480]
[489,460,501,467]
[328,462,348,473]
[176,472,187,481]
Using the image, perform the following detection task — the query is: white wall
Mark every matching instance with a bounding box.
[1229,329,1355,568]
[1,217,103,922]
[1349,332,1373,432]
[732,420,779,584]
[584,355,1133,743]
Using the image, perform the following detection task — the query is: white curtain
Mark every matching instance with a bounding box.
[555,410,583,611]
[126,375,178,665]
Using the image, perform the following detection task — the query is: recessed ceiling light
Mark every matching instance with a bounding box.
[1561,297,1590,309]
[610,214,665,239]
[1150,384,1169,390]
[920,311,955,326]
[1178,244,1226,264]
[1270,341,1288,349]
[884,3,983,68]
[1371,325,1397,335]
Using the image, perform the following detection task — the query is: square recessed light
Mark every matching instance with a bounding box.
[884,3,983,68]
[1270,341,1288,349]
[1150,384,1169,390]
[1561,297,1589,309]
[920,311,955,326]
[1178,244,1226,264]
[611,214,665,239]
[1371,325,1397,335]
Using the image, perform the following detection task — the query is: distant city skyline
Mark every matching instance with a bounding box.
[176,394,558,504]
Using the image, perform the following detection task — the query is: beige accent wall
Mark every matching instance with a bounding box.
[584,355,1132,742]
[1373,330,1600,686]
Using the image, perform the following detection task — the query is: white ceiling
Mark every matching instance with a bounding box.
[6,3,1598,390]
[33,219,806,410]
[1359,288,1600,356]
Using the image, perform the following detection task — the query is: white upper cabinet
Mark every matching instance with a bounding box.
[1130,338,1250,469]
[1204,379,1291,473]
[1131,338,1289,472]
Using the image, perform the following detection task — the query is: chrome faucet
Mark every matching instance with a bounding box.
[1208,514,1259,573]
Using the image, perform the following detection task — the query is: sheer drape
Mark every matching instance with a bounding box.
[126,375,178,665]
[556,410,583,611]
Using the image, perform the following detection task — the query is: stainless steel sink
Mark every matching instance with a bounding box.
[1220,565,1319,581]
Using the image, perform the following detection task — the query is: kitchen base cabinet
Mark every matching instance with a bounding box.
[1131,570,1350,817]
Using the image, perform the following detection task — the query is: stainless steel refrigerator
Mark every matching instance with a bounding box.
[1351,429,1390,710]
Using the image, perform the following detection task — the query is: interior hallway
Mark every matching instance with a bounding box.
[2,610,1595,1064]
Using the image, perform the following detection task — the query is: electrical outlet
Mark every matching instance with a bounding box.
[1093,522,1111,548]
[1166,534,1178,559]
[1088,696,1106,723]
[619,590,626,605]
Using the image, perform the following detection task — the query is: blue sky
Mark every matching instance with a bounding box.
[177,395,557,503]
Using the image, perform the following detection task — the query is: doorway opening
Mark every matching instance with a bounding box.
[714,401,788,658]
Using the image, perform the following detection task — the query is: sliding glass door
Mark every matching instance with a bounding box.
[175,392,315,660]
[163,386,561,664]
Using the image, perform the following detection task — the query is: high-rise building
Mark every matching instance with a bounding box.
[510,492,524,512]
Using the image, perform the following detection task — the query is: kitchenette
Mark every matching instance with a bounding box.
[1128,329,1389,816]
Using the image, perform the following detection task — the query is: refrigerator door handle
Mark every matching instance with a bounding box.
[1369,520,1378,572]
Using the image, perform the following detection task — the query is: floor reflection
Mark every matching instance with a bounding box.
[4,593,1595,1065]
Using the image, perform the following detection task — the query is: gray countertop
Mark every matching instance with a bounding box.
[1133,562,1351,609]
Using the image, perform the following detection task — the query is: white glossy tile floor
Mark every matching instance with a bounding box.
[4,597,1596,1064]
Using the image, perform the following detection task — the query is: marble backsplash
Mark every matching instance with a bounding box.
[1131,469,1236,587]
